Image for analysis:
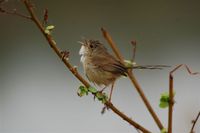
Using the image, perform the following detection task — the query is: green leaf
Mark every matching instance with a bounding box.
[45,25,55,35]
[102,93,108,100]
[46,25,55,30]
[101,95,108,104]
[96,92,104,100]
[159,91,176,109]
[77,85,88,97]
[77,86,108,103]
[88,87,97,93]
[159,102,169,108]
[44,29,50,35]
[96,92,108,103]
[161,128,167,133]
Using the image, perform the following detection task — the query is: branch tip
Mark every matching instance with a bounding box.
[131,40,137,62]
[43,8,48,25]
[190,111,200,133]
[170,64,200,76]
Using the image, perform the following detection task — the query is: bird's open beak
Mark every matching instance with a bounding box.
[77,41,84,45]
[77,39,88,46]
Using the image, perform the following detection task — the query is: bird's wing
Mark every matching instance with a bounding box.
[91,54,127,76]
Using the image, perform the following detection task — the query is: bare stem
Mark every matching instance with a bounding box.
[19,0,151,132]
[168,74,175,133]
[101,27,164,130]
[190,111,200,133]
[0,7,31,19]
[101,28,124,63]
[168,64,199,133]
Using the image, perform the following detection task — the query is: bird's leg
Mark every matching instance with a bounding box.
[108,82,115,102]
[99,86,107,93]
[101,82,115,114]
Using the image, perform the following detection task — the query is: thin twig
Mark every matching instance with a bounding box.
[0,7,31,19]
[190,111,200,133]
[168,72,175,133]
[42,8,48,26]
[101,28,124,63]
[131,40,137,62]
[133,65,170,70]
[168,64,199,133]
[19,0,151,132]
[101,27,164,130]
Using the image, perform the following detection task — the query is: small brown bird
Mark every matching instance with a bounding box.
[79,39,127,101]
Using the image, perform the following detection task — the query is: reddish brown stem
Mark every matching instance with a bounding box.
[168,74,174,133]
[168,64,199,133]
[101,28,124,64]
[105,102,151,133]
[168,65,182,133]
[101,27,164,130]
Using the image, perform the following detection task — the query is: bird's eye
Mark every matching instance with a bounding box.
[89,44,94,48]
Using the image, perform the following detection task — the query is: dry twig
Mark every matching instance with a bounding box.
[101,27,164,130]
[190,111,200,133]
[168,64,199,133]
[131,40,137,62]
[0,4,31,19]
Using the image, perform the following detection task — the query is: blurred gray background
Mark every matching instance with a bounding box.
[1,0,200,133]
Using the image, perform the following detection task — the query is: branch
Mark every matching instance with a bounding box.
[131,40,137,62]
[15,0,151,133]
[0,5,31,19]
[101,28,164,130]
[168,64,199,133]
[190,111,200,133]
[101,28,124,63]
[132,65,170,70]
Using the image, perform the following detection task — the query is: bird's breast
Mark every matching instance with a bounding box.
[82,59,116,86]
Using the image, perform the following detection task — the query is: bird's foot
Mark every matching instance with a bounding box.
[101,105,109,114]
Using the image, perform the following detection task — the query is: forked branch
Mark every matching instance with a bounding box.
[101,28,164,130]
[168,64,199,133]
[0,1,31,20]
[2,0,151,133]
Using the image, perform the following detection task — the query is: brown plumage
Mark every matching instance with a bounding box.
[79,39,127,89]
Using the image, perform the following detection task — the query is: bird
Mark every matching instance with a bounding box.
[79,39,127,101]
[79,39,170,101]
